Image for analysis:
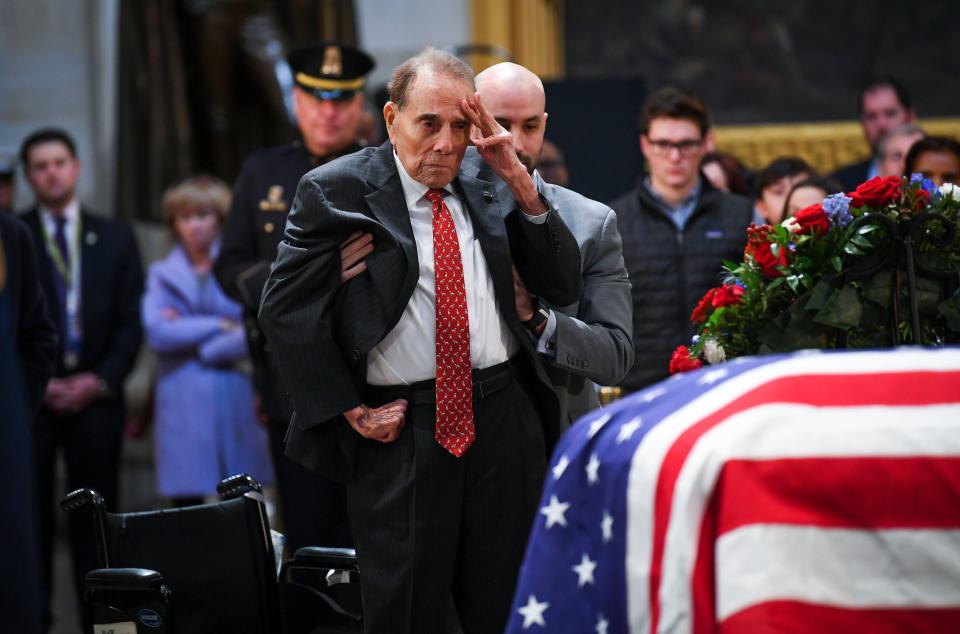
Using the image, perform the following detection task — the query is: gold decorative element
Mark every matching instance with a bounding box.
[470,0,565,80]
[598,385,622,407]
[258,185,287,211]
[322,45,343,76]
[295,72,364,91]
[714,117,960,173]
[264,222,275,234]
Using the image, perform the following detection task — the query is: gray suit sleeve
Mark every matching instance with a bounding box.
[258,176,361,427]
[547,207,634,386]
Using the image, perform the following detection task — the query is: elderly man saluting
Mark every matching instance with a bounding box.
[259,48,581,633]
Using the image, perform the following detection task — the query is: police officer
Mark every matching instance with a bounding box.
[214,41,374,553]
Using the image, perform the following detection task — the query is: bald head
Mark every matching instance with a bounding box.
[475,62,548,173]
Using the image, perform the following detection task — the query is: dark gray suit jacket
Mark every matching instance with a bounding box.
[259,142,582,482]
[468,156,633,423]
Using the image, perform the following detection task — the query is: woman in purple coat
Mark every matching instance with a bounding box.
[143,176,272,505]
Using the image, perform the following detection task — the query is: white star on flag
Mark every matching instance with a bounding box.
[587,413,611,438]
[616,417,642,443]
[540,494,570,529]
[595,614,610,634]
[601,511,614,543]
[572,553,597,587]
[552,454,570,480]
[585,453,601,485]
[518,594,549,629]
[697,368,728,385]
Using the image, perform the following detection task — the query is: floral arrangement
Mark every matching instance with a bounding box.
[670,175,960,373]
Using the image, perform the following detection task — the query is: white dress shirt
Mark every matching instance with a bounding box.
[40,197,83,304]
[365,154,519,385]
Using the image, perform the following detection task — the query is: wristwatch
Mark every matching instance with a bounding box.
[522,299,550,332]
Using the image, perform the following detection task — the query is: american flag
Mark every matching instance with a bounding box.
[506,348,960,633]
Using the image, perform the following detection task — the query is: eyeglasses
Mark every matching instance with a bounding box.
[646,138,704,157]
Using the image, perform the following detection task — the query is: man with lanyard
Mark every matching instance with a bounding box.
[214,41,374,554]
[19,127,143,629]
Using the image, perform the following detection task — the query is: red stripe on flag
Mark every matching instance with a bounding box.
[718,601,960,634]
[648,370,960,634]
[715,457,960,534]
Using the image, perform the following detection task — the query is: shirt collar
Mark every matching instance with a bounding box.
[392,151,455,208]
[41,197,80,227]
[643,177,701,210]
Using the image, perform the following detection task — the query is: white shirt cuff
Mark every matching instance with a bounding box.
[533,309,558,357]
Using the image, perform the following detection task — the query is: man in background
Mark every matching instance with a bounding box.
[214,41,375,554]
[878,123,926,179]
[19,127,144,628]
[610,87,752,391]
[473,62,633,422]
[833,77,917,190]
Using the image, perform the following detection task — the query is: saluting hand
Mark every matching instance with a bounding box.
[460,92,547,216]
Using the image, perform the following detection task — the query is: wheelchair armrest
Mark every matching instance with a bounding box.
[291,546,358,569]
[60,487,104,512]
[85,568,164,592]
[217,473,262,500]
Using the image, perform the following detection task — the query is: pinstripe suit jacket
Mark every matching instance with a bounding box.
[259,142,582,482]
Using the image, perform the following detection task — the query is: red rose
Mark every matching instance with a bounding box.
[792,203,830,235]
[690,288,717,324]
[849,175,901,208]
[752,241,789,278]
[669,345,703,374]
[712,284,745,308]
[915,187,931,209]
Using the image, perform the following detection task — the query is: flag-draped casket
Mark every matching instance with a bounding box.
[507,348,960,633]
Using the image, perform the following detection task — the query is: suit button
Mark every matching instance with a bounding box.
[351,349,361,361]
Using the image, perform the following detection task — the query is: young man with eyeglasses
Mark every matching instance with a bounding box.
[610,87,752,391]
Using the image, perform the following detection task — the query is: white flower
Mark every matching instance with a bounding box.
[940,182,960,202]
[781,216,801,233]
[703,338,726,364]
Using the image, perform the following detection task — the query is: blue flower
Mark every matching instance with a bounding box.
[691,334,700,345]
[910,173,925,184]
[822,193,854,228]
[922,178,940,199]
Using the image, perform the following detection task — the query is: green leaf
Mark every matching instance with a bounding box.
[851,234,872,249]
[844,242,864,256]
[814,283,863,330]
[830,256,843,272]
[806,279,838,311]
[856,224,879,236]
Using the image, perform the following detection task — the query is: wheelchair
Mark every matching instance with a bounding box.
[62,474,362,634]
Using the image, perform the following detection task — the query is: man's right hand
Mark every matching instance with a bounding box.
[343,398,407,443]
[340,231,374,283]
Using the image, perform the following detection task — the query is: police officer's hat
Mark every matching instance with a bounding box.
[288,42,375,101]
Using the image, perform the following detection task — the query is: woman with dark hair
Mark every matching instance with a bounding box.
[143,175,272,507]
[700,151,750,196]
[782,176,843,221]
[904,136,960,187]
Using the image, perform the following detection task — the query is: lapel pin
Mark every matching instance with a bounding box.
[86,231,98,246]
[482,191,494,203]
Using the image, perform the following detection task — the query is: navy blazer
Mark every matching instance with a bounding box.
[21,208,144,394]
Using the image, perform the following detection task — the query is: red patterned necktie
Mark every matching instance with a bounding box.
[425,188,475,457]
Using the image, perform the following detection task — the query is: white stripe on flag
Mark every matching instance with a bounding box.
[716,525,960,621]
[658,403,960,634]
[625,350,960,634]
